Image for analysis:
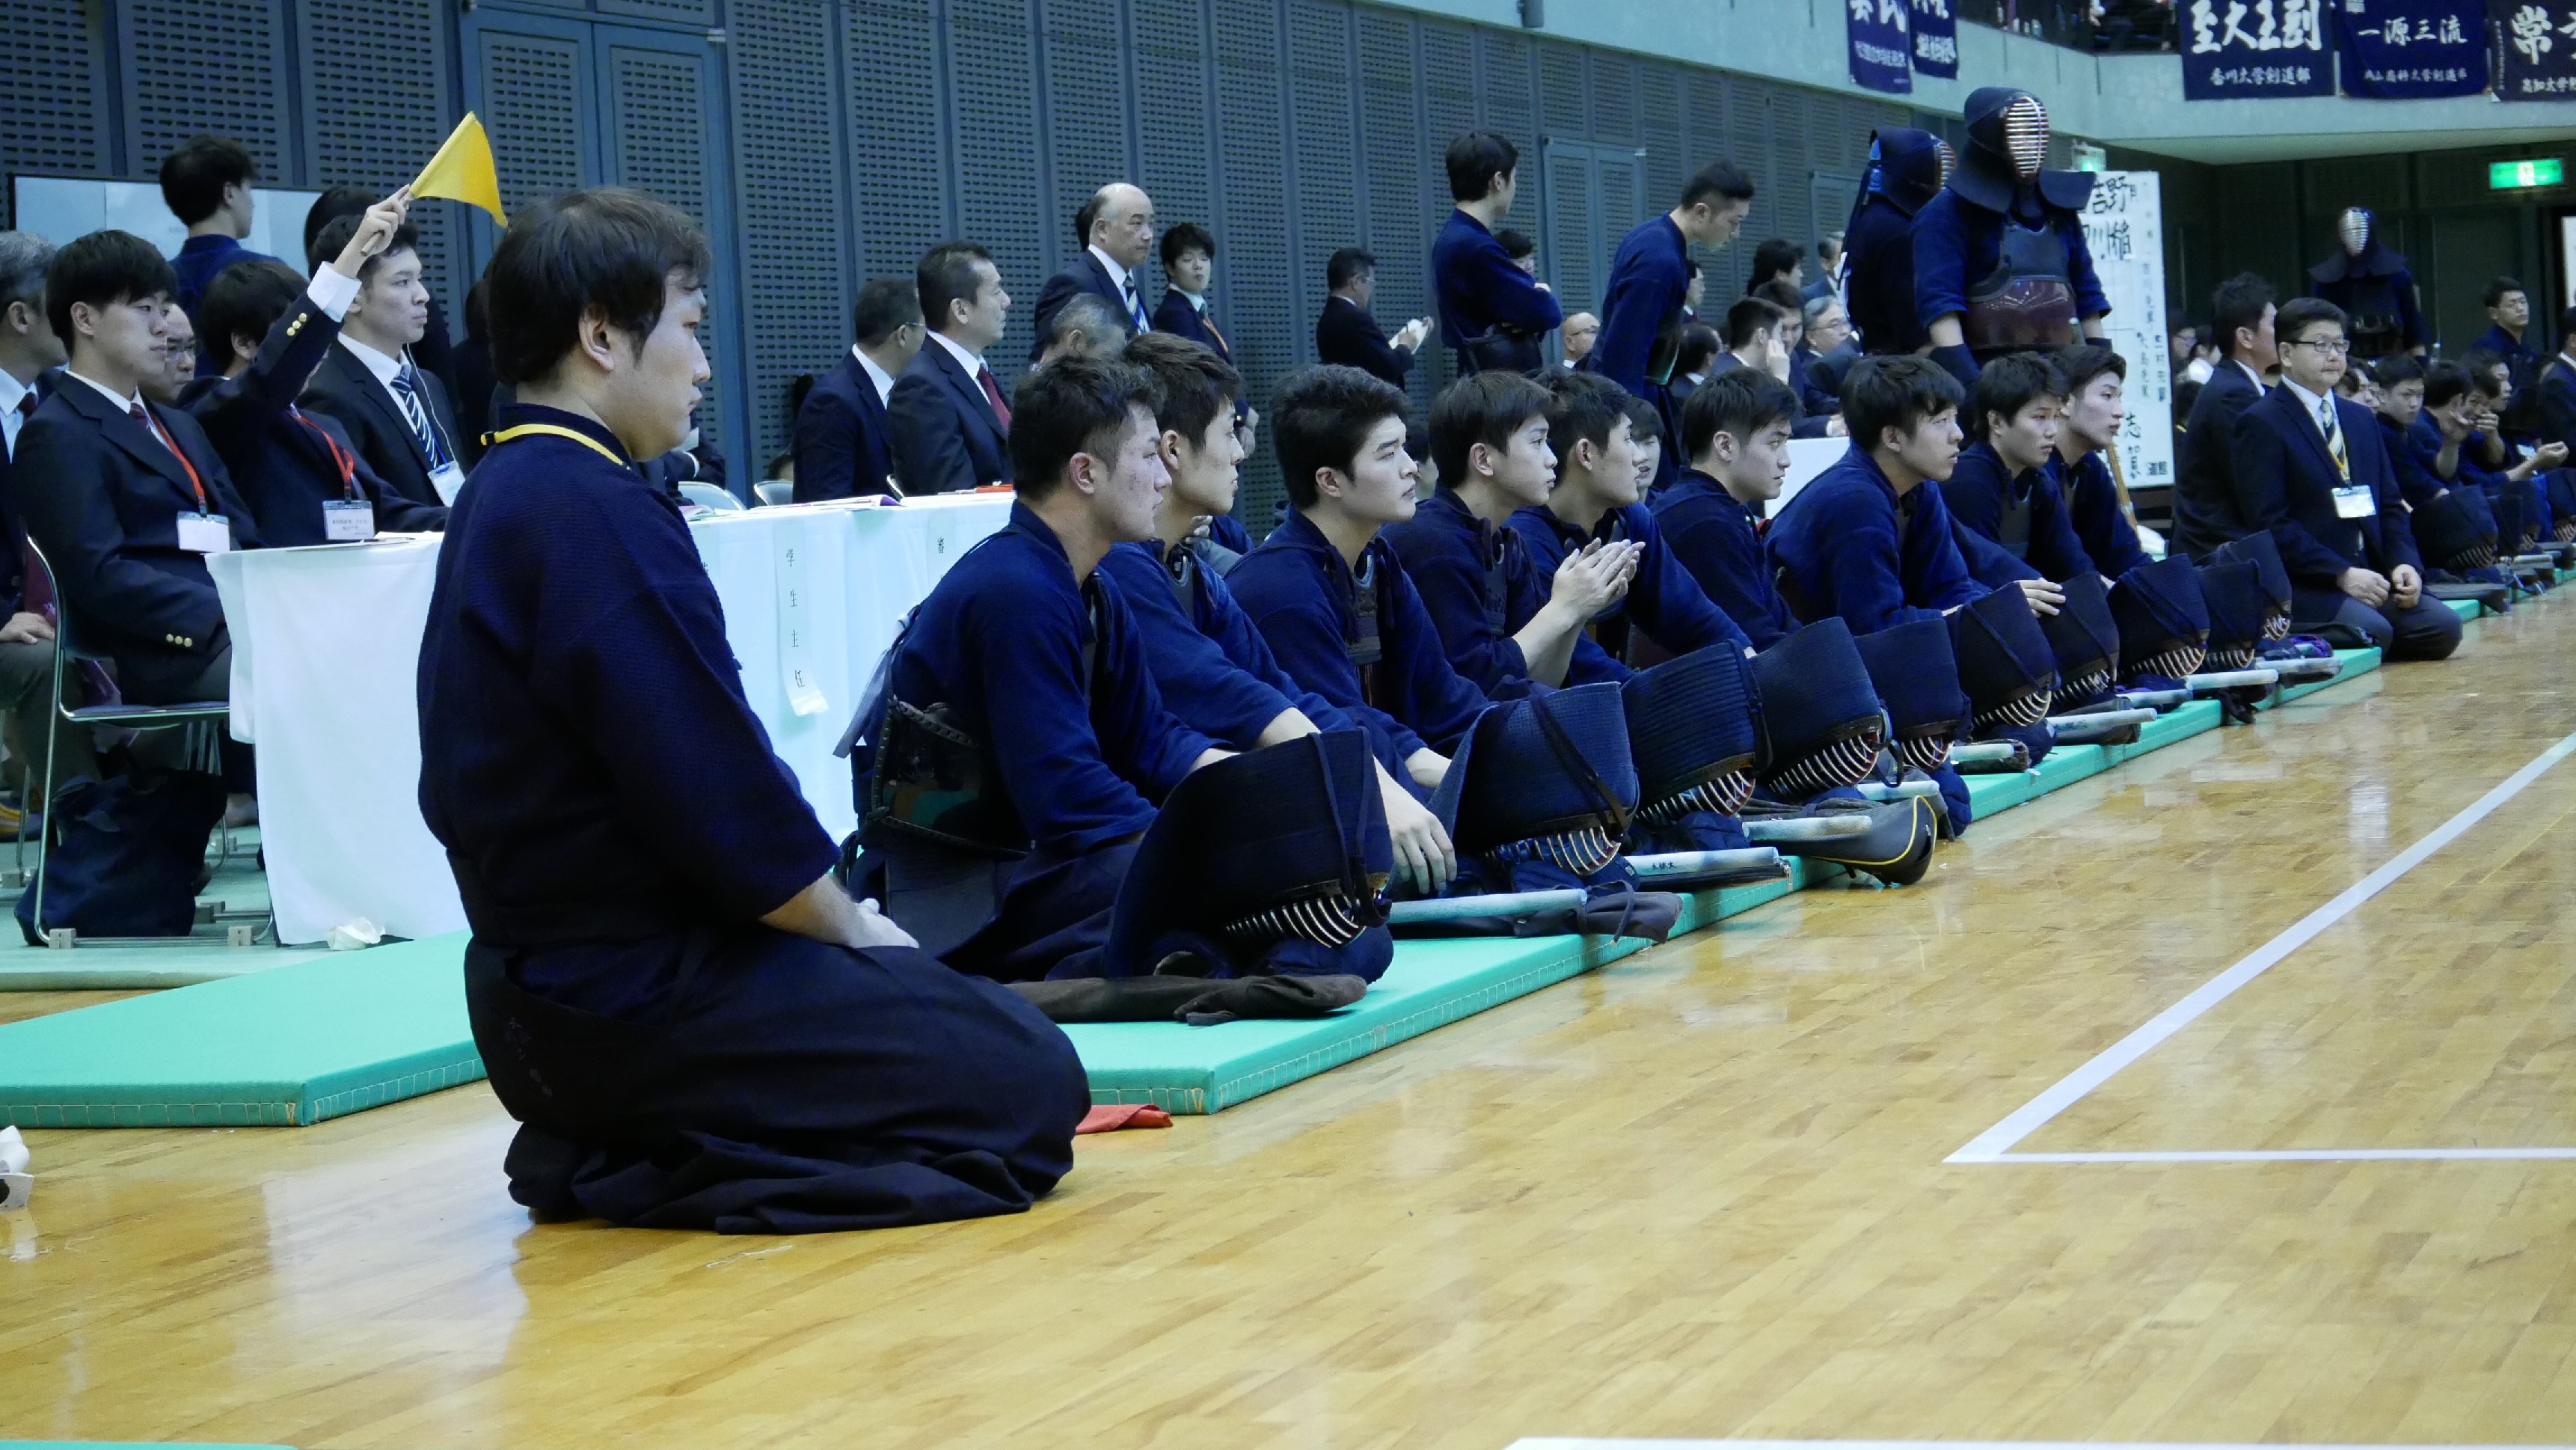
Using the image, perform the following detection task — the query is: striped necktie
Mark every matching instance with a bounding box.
[1123,275,1149,333]
[387,366,444,468]
[2316,396,2348,479]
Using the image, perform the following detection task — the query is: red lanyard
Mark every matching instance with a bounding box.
[292,407,360,498]
[139,405,211,511]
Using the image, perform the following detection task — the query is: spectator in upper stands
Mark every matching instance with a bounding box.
[1942,351,2094,588]
[1497,230,1537,275]
[1431,131,1562,377]
[0,230,98,795]
[303,186,456,397]
[301,213,463,511]
[2535,304,2576,452]
[2233,296,2459,661]
[1669,324,1723,404]
[2172,272,2275,561]
[1150,222,1232,366]
[1591,162,1752,401]
[1747,237,1803,296]
[1315,248,1429,391]
[1656,369,1805,649]
[1561,311,1599,370]
[2050,343,2148,578]
[187,195,450,548]
[148,304,196,404]
[794,277,921,501]
[1032,294,1126,371]
[1028,182,1153,362]
[161,135,275,358]
[1803,233,1844,305]
[1795,295,1851,418]
[888,241,1013,495]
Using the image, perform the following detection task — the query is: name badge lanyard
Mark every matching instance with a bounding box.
[293,409,361,499]
[484,423,630,469]
[141,408,212,512]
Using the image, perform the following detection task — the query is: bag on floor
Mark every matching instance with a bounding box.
[15,769,224,945]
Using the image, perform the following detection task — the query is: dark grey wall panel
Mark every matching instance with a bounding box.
[474,27,589,213]
[947,0,1043,377]
[1358,7,1435,411]
[1038,0,1134,278]
[1,0,111,206]
[1287,0,1360,335]
[604,38,729,456]
[841,0,950,287]
[1211,0,1292,513]
[1132,0,1214,294]
[730,0,850,458]
[119,0,291,183]
[296,0,455,331]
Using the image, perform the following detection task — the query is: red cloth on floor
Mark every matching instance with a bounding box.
[1076,1103,1174,1134]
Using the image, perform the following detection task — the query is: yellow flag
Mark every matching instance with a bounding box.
[412,113,508,227]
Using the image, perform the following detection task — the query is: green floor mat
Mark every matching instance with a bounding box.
[2444,596,2480,620]
[0,933,479,1128]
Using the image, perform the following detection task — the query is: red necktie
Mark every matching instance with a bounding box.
[976,364,1012,431]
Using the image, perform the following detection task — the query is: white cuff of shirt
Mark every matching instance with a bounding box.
[307,265,363,322]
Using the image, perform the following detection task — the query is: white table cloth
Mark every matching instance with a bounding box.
[209,493,1013,945]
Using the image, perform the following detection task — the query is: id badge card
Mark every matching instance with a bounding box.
[428,461,467,504]
[322,498,377,542]
[2331,483,2378,520]
[176,511,232,554]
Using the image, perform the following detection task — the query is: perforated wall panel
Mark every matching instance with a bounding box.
[1358,7,1435,409]
[1767,88,1815,269]
[1040,0,1132,276]
[842,0,950,287]
[1545,147,1596,313]
[1134,0,1214,303]
[948,0,1043,379]
[475,29,588,215]
[598,0,714,19]
[1476,29,1533,150]
[297,0,456,332]
[1638,63,1683,218]
[731,0,850,459]
[1212,0,1292,521]
[1536,39,1585,140]
[1288,0,1359,340]
[119,0,290,183]
[1591,52,1637,147]
[1420,18,1477,153]
[0,0,108,202]
[607,42,726,456]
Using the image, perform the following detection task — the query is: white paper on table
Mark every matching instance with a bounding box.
[776,530,827,718]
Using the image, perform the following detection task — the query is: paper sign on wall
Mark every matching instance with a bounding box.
[2077,171,2176,501]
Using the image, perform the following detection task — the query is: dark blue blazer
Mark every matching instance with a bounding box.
[2171,359,2265,560]
[2535,355,2576,453]
[1941,441,2095,584]
[792,353,896,501]
[1150,291,1231,365]
[2233,383,2420,586]
[0,375,44,614]
[15,376,263,701]
[1029,252,1138,364]
[300,341,460,511]
[1650,470,1801,651]
[1316,296,1411,389]
[887,340,1011,496]
[183,286,447,547]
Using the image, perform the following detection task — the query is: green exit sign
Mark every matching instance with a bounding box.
[2490,158,2564,190]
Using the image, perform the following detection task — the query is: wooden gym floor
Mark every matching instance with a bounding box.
[8,606,2576,1450]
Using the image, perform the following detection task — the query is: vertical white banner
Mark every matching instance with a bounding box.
[2078,171,2174,498]
[776,528,828,718]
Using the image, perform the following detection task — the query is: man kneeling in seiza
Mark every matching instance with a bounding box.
[422,190,1085,1235]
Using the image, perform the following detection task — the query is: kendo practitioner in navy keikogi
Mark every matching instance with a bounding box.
[1940,351,2093,590]
[420,189,1085,1235]
[853,353,1233,982]
[1381,370,1638,698]
[1587,161,1755,486]
[1509,371,1753,674]
[2047,344,2151,578]
[1913,88,2107,387]
[1432,130,1565,377]
[2308,208,2423,363]
[1098,331,1456,897]
[1656,370,1806,649]
[1841,128,1951,358]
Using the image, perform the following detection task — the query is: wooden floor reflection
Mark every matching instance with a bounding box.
[8,608,2576,1449]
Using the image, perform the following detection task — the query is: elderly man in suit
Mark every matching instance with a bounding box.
[795,278,923,501]
[889,242,1014,495]
[1028,183,1153,364]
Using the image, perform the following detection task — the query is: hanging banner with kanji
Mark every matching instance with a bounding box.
[2182,0,2337,97]
[1912,0,1960,79]
[2078,172,2175,501]
[1849,0,1913,94]
[2339,0,2486,97]
[2494,1,2576,99]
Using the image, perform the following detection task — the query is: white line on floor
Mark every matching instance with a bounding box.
[1946,729,2576,1166]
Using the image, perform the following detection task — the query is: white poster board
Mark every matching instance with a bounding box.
[2078,170,2174,498]
[10,175,322,264]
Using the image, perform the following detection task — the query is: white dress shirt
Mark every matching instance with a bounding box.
[853,346,897,407]
[0,369,30,459]
[927,329,989,379]
[1091,245,1150,331]
[67,369,142,414]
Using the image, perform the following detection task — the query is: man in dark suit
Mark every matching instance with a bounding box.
[2535,303,2576,454]
[2233,296,2459,661]
[888,241,1014,495]
[1150,222,1230,366]
[186,194,449,548]
[0,231,99,795]
[2171,272,2276,562]
[1028,183,1154,364]
[794,278,922,501]
[300,214,464,512]
[1315,248,1429,390]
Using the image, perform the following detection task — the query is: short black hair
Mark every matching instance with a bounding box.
[1445,130,1520,203]
[1273,364,1410,510]
[1752,279,1805,316]
[1160,221,1215,272]
[1749,237,1800,285]
[486,188,714,387]
[1326,247,1376,291]
[1844,355,1962,451]
[310,214,420,285]
[1680,159,1755,210]
[1969,352,2068,444]
[1429,370,1552,488]
[1681,368,1797,459]
[1496,228,1535,261]
[2211,272,2275,359]
[1073,192,1103,249]
[852,276,921,346]
[2274,296,2346,348]
[302,186,377,268]
[2464,347,2509,397]
[2484,275,2526,310]
[1722,296,1780,351]
[158,135,258,226]
[2369,353,2425,388]
[45,229,177,343]
[1126,330,1243,447]
[2423,360,2476,412]
[1007,354,1162,501]
[197,257,304,369]
[1674,322,1722,376]
[2055,342,2126,398]
[917,241,994,332]
[1622,391,1661,450]
[1043,293,1126,355]
[1543,369,1635,462]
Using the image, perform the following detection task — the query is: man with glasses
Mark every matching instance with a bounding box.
[1793,296,1853,420]
[2232,297,2459,661]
